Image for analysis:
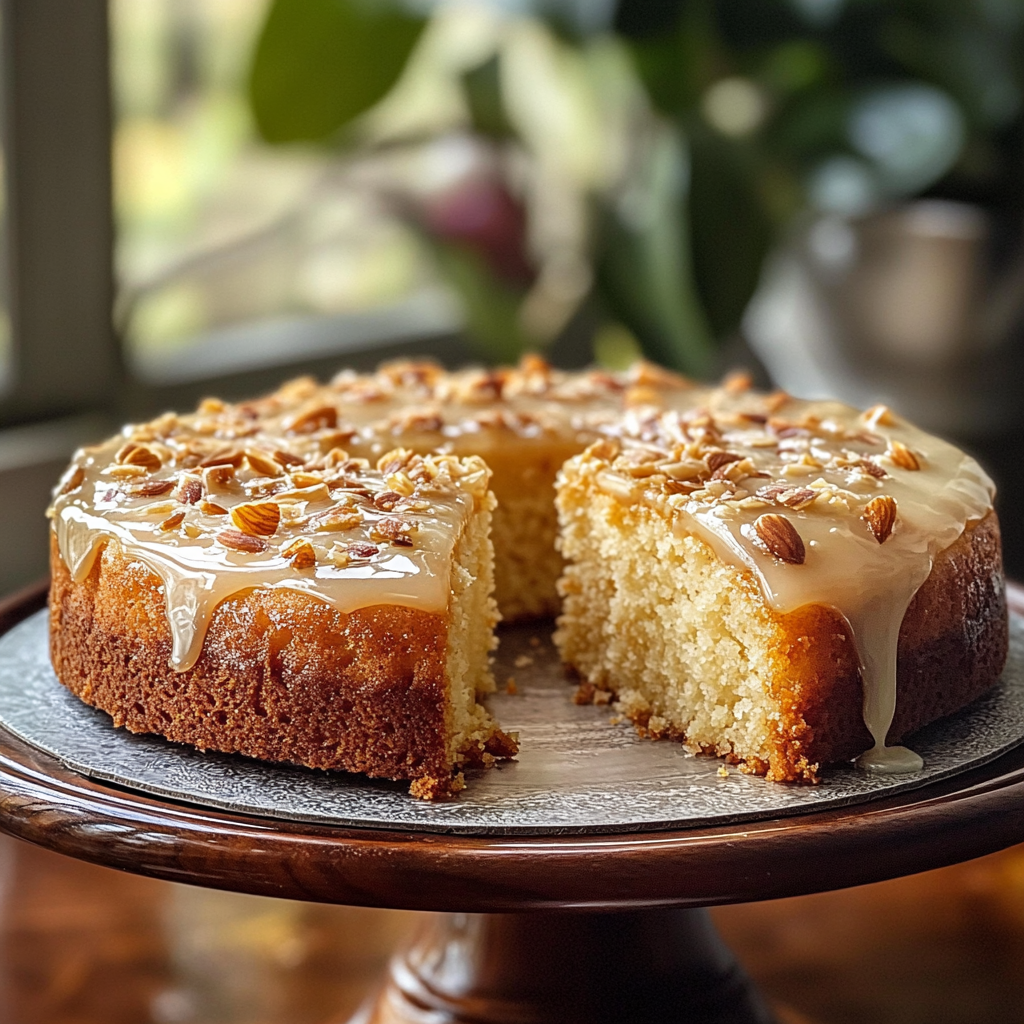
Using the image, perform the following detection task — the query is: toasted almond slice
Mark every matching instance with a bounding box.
[371,517,413,543]
[346,542,379,559]
[289,470,325,488]
[887,440,922,471]
[722,369,753,394]
[704,450,742,473]
[272,449,305,467]
[199,448,245,468]
[199,500,228,516]
[159,511,186,532]
[177,476,203,505]
[202,465,237,493]
[230,501,281,536]
[281,538,316,569]
[218,529,269,554]
[274,483,331,504]
[862,404,897,428]
[122,444,162,471]
[310,508,362,532]
[377,448,414,474]
[245,450,284,477]
[105,464,148,479]
[863,495,897,543]
[283,405,338,434]
[373,490,403,512]
[126,479,175,497]
[753,513,805,564]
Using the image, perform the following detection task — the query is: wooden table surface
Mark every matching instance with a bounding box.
[0,833,1021,1024]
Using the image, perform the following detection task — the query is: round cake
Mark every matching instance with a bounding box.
[46,358,1008,793]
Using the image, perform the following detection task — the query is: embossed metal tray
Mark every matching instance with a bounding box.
[1,608,1022,835]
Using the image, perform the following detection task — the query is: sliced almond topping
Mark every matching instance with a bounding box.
[58,465,85,495]
[218,529,269,554]
[199,500,228,516]
[121,444,162,471]
[373,490,403,512]
[230,501,281,536]
[283,405,338,434]
[310,508,362,532]
[862,404,896,428]
[371,517,413,544]
[275,483,331,504]
[199,448,245,468]
[377,448,414,475]
[887,440,922,471]
[704,450,742,473]
[177,476,203,505]
[586,439,621,462]
[722,369,753,394]
[863,495,897,543]
[105,464,148,479]
[753,513,806,565]
[127,479,175,497]
[159,511,186,532]
[755,484,817,510]
[272,449,305,468]
[282,538,316,569]
[857,459,888,479]
[347,541,379,559]
[203,465,237,493]
[660,459,704,481]
[245,450,284,477]
[289,470,325,488]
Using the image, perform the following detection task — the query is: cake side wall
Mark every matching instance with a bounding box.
[47,534,456,785]
[889,511,1008,743]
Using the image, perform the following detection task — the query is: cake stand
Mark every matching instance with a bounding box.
[1,581,1023,1024]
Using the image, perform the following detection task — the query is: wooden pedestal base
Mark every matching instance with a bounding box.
[349,909,775,1024]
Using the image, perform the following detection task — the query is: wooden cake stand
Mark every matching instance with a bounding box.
[0,581,1023,1024]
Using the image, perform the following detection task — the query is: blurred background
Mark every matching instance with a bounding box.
[0,1,1022,1021]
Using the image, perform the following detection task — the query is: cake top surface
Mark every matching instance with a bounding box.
[49,415,491,670]
[236,356,695,450]
[564,380,996,771]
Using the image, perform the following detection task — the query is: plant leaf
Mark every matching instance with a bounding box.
[249,0,426,144]
[594,123,715,377]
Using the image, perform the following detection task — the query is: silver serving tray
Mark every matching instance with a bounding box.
[1,609,1022,836]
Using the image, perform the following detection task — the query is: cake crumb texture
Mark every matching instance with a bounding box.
[555,463,1007,780]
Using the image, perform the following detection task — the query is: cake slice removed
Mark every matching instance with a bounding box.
[49,439,517,798]
[554,392,1006,782]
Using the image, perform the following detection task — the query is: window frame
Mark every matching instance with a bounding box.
[0,0,469,433]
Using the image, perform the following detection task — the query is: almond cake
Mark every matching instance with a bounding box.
[46,356,1008,795]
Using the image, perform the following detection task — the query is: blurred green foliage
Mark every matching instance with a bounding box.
[249,0,424,143]
[248,0,1024,375]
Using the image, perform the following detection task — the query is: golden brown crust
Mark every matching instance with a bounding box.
[49,535,460,790]
[757,511,1006,780]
